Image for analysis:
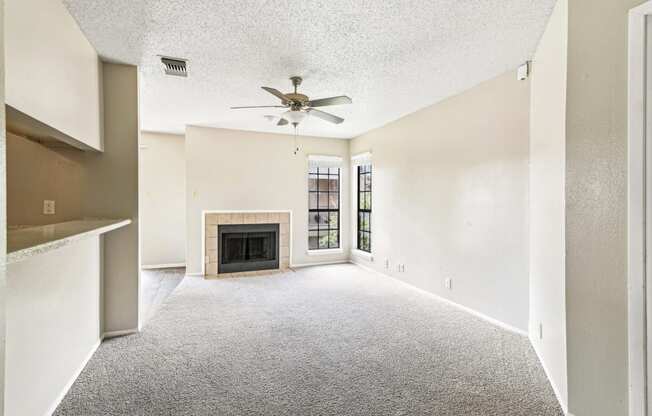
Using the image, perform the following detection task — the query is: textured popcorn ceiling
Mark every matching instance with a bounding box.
[63,0,555,139]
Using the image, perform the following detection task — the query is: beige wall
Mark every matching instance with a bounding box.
[80,63,140,333]
[140,132,186,267]
[350,70,530,331]
[565,0,644,414]
[185,126,350,274]
[6,237,101,416]
[7,132,83,226]
[5,0,102,150]
[528,0,568,411]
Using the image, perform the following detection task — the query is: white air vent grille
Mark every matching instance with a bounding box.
[161,57,188,77]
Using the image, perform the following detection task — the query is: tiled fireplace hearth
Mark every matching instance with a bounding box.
[204,211,290,277]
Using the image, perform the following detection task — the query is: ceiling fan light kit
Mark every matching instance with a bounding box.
[283,109,308,124]
[231,76,351,127]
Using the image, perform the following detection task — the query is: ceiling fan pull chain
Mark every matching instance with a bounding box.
[293,124,300,155]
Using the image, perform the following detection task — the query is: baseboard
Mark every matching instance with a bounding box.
[349,260,528,337]
[141,262,185,270]
[291,260,350,268]
[530,337,569,415]
[44,328,140,415]
[44,338,101,416]
[102,328,138,339]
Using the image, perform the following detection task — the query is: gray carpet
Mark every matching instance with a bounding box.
[55,264,563,415]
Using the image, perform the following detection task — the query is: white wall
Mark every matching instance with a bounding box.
[6,237,101,416]
[528,0,568,411]
[5,0,102,150]
[564,0,644,414]
[80,63,140,333]
[350,70,530,332]
[185,126,350,274]
[140,132,186,267]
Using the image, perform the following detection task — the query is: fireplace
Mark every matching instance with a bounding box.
[204,212,290,276]
[218,224,279,273]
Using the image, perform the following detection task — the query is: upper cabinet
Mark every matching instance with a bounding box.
[5,0,103,151]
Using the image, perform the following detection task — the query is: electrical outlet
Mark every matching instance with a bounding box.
[384,259,390,270]
[445,278,452,290]
[539,323,543,340]
[43,200,55,215]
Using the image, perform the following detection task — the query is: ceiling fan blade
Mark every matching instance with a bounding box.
[307,95,352,107]
[261,87,291,103]
[277,118,289,126]
[307,108,344,124]
[231,105,287,109]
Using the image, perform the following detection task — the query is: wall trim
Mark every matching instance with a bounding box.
[291,260,350,268]
[44,327,141,415]
[349,260,528,337]
[102,328,138,339]
[141,262,185,270]
[306,248,344,256]
[43,339,101,416]
[530,336,569,414]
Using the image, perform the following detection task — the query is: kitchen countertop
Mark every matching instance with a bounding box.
[7,219,131,264]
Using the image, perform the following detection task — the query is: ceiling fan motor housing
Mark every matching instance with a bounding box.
[285,93,309,109]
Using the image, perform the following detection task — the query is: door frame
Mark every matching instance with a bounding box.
[629,3,652,415]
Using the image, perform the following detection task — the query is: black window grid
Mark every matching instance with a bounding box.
[357,165,372,252]
[308,167,340,250]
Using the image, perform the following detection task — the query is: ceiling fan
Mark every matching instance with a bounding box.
[263,114,289,126]
[231,76,352,126]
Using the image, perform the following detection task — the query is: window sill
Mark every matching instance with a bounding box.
[306,248,344,256]
[351,249,373,261]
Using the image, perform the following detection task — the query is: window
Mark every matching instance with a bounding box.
[357,164,372,252]
[308,166,340,250]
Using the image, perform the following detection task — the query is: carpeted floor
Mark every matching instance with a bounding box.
[55,264,563,415]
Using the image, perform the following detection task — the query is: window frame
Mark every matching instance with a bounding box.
[308,166,340,250]
[357,164,372,253]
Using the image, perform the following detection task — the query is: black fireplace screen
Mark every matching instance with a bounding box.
[218,224,279,273]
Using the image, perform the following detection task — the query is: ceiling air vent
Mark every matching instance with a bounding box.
[160,56,188,77]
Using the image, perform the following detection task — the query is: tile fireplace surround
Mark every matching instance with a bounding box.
[204,211,291,277]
